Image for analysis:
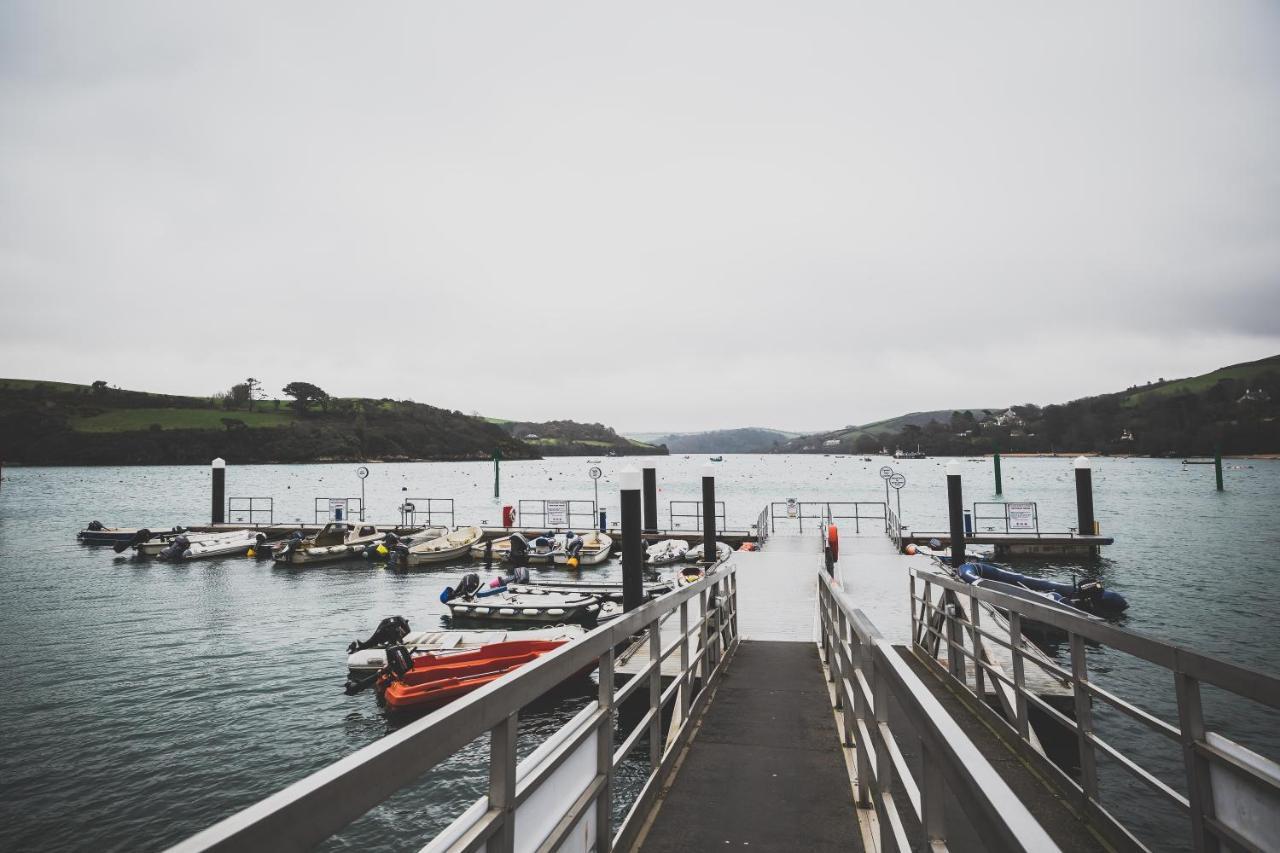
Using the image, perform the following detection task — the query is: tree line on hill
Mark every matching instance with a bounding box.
[789,367,1279,457]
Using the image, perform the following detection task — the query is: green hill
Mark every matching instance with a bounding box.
[643,427,800,453]
[777,355,1280,457]
[499,420,666,456]
[0,379,537,465]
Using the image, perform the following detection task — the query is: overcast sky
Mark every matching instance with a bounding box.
[2,2,1278,433]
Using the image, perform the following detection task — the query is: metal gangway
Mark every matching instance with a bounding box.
[168,527,1280,853]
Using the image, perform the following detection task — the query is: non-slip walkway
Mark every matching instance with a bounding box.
[637,641,863,853]
[730,533,822,641]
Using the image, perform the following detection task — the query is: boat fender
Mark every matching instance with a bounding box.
[827,525,839,562]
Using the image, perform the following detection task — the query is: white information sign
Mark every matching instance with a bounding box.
[1007,502,1036,531]
[545,500,570,528]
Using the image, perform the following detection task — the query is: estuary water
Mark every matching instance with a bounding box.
[0,455,1277,851]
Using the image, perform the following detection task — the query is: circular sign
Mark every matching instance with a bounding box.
[889,473,907,489]
[879,466,894,479]
[588,466,603,480]
[356,466,370,479]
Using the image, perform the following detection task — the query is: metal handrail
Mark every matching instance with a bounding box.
[400,497,455,529]
[755,504,770,545]
[168,566,739,853]
[816,569,1061,852]
[770,501,887,534]
[909,566,1280,853]
[226,497,273,526]
[668,500,726,532]
[516,499,597,531]
[313,496,364,524]
[887,507,903,552]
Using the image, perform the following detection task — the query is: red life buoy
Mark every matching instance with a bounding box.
[828,525,839,562]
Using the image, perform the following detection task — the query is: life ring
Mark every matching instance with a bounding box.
[827,525,839,562]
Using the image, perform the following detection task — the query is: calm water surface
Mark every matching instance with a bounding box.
[1,455,1277,851]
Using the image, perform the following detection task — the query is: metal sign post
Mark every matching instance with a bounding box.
[889,472,906,523]
[879,465,894,508]
[356,466,369,521]
[589,466,602,519]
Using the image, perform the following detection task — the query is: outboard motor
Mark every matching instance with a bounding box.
[507,565,531,585]
[1070,580,1129,614]
[388,542,411,570]
[87,520,104,532]
[363,532,399,559]
[278,531,304,561]
[509,532,530,565]
[347,616,412,653]
[114,528,154,554]
[158,535,190,561]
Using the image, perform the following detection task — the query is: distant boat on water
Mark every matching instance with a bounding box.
[894,445,926,460]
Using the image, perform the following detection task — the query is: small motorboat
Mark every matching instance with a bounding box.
[505,577,673,604]
[362,528,447,560]
[443,574,604,624]
[391,526,483,567]
[79,521,167,546]
[709,455,724,462]
[906,540,995,561]
[273,522,384,565]
[153,530,267,561]
[346,620,586,674]
[950,561,1128,616]
[552,531,614,567]
[645,539,689,566]
[684,541,732,565]
[374,639,573,711]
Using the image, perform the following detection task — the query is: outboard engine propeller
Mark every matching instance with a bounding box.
[347,615,412,653]
[158,535,190,561]
[114,528,154,554]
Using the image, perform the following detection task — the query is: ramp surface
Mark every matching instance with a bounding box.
[731,534,821,641]
[637,641,863,853]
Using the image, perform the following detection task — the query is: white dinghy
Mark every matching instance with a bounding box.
[684,541,733,565]
[394,526,483,567]
[645,539,689,566]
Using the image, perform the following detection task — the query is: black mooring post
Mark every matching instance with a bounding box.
[642,467,658,533]
[211,457,226,525]
[1074,456,1095,536]
[701,467,716,565]
[946,462,965,568]
[621,470,644,612]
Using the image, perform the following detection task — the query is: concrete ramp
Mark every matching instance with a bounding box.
[730,534,821,642]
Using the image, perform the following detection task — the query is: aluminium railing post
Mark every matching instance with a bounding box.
[679,599,690,723]
[872,648,896,853]
[851,628,870,805]
[833,608,847,703]
[1069,633,1100,808]
[698,589,709,681]
[969,591,986,699]
[1175,672,1219,853]
[597,648,615,853]
[839,611,855,752]
[1008,612,1030,742]
[945,592,966,683]
[487,711,518,853]
[921,738,947,849]
[649,618,662,772]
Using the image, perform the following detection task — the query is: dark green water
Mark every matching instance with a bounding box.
[0,455,1275,851]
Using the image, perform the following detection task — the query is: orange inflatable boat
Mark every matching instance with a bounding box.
[377,639,568,711]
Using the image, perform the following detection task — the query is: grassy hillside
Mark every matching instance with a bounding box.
[777,355,1280,457]
[498,419,666,456]
[646,427,800,453]
[0,379,537,465]
[1120,355,1280,407]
